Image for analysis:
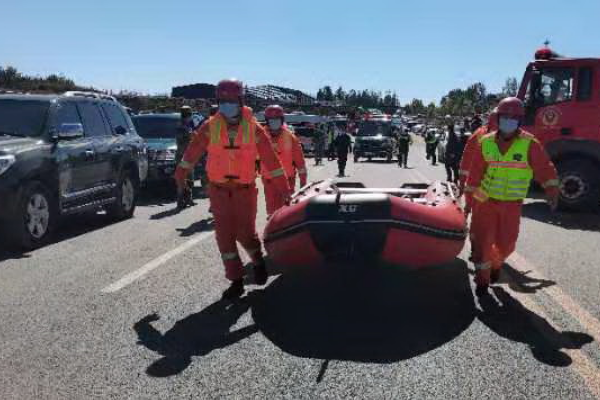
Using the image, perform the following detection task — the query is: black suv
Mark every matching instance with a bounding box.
[353,120,398,162]
[0,92,148,249]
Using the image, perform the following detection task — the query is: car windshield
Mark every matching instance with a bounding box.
[0,99,50,137]
[357,121,393,136]
[291,126,314,137]
[133,116,180,139]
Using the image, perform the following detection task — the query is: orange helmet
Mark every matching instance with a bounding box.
[265,105,284,120]
[497,97,525,118]
[216,79,244,103]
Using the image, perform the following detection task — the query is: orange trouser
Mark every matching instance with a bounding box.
[263,177,295,217]
[209,184,263,281]
[470,199,522,286]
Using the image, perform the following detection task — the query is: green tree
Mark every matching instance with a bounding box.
[502,77,519,97]
[335,86,346,101]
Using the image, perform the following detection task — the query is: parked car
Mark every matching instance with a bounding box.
[0,92,148,249]
[289,123,317,156]
[353,120,397,162]
[132,113,180,184]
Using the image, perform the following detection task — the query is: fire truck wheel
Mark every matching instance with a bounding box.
[557,160,600,212]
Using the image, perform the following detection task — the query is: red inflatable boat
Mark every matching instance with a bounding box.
[263,180,467,268]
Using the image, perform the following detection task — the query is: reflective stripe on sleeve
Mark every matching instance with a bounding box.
[179,160,192,169]
[475,262,491,271]
[221,252,240,262]
[246,247,261,256]
[473,188,489,202]
[270,168,285,178]
[542,179,560,188]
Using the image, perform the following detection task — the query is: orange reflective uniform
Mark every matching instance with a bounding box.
[465,129,559,287]
[261,126,307,184]
[261,126,308,216]
[174,107,290,281]
[261,125,307,216]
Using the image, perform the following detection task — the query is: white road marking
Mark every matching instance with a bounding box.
[101,231,214,294]
[412,168,432,184]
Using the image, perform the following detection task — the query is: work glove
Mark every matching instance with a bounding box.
[546,187,559,212]
[174,167,190,189]
[299,175,307,188]
[274,176,292,205]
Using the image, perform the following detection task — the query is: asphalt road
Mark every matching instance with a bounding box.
[1,139,600,400]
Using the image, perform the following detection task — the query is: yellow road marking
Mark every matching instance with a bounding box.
[415,165,600,397]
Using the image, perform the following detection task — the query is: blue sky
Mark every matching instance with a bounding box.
[2,0,597,104]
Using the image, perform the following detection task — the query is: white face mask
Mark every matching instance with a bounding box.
[268,119,282,131]
[498,116,520,137]
[219,102,240,120]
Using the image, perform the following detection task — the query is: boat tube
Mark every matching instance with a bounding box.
[263,180,467,268]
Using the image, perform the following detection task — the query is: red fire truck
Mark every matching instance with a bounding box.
[518,46,600,210]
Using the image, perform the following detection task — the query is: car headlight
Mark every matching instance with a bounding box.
[155,149,176,161]
[0,155,16,176]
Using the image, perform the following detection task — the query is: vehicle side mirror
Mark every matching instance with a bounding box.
[57,123,84,140]
[114,126,127,136]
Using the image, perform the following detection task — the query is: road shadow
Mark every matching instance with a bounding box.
[0,249,31,263]
[176,218,214,237]
[477,287,593,367]
[0,212,115,262]
[138,184,177,207]
[248,258,475,363]
[522,202,600,232]
[134,300,258,378]
[355,159,397,165]
[500,263,556,294]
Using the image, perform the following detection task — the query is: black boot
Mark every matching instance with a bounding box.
[222,279,245,300]
[490,269,501,284]
[475,284,489,297]
[176,194,186,210]
[253,262,268,285]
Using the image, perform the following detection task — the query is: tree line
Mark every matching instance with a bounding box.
[316,85,400,109]
[0,66,93,93]
[315,77,520,116]
[2,65,520,118]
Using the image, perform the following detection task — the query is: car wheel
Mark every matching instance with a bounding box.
[107,170,137,220]
[10,182,56,250]
[557,160,600,212]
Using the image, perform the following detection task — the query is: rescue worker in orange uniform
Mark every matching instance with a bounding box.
[174,79,291,300]
[261,105,307,217]
[459,108,498,214]
[465,97,559,296]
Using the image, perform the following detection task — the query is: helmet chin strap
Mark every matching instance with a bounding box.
[224,113,241,125]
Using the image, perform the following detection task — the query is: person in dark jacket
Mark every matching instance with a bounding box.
[334,131,353,177]
[425,129,439,165]
[397,128,413,168]
[444,124,465,183]
[176,106,196,209]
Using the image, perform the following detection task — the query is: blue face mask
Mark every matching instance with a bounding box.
[219,102,240,119]
[498,116,520,137]
[268,119,282,131]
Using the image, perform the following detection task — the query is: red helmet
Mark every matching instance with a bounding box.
[497,97,525,118]
[265,105,284,120]
[488,107,499,131]
[216,79,244,102]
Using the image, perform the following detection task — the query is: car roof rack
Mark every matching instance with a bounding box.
[63,91,117,102]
